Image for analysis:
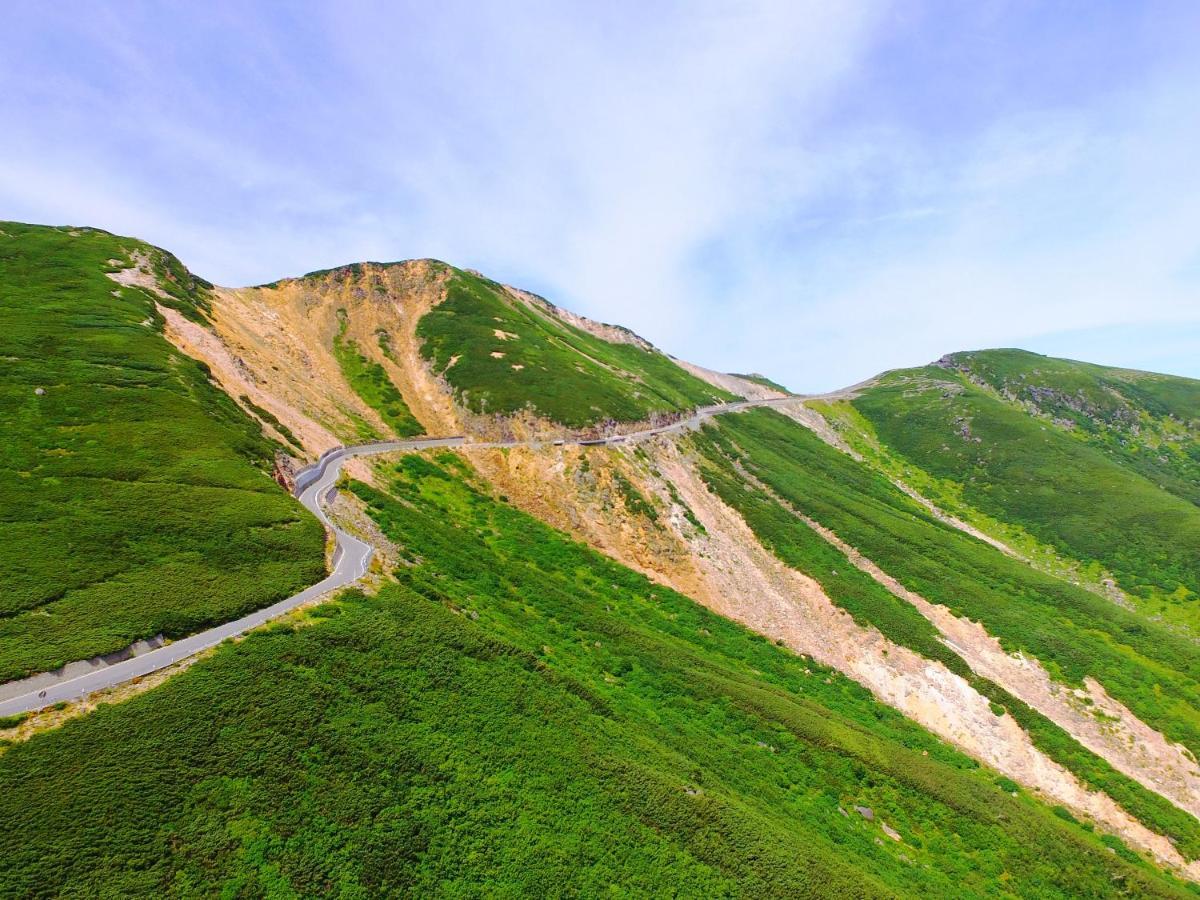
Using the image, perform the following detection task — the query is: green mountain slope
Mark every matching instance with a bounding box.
[851,351,1200,620]
[417,268,737,426]
[4,220,1199,894]
[0,223,324,681]
[0,453,1185,898]
[689,407,1200,858]
[940,349,1200,504]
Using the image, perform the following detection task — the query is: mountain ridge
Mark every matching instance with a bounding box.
[3,221,1200,895]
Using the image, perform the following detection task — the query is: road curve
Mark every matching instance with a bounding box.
[0,394,822,717]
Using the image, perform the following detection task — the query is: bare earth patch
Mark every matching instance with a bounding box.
[675,359,789,402]
[804,509,1200,821]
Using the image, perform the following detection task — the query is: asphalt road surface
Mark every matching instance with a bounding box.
[0,394,827,717]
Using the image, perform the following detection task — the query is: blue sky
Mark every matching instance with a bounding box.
[2,1,1197,390]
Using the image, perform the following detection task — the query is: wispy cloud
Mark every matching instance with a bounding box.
[1,1,1196,389]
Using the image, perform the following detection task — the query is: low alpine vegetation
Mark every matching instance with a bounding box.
[0,452,1187,897]
[0,223,324,681]
[417,268,736,427]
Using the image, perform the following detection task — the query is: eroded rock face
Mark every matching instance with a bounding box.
[153,261,462,465]
[672,359,790,402]
[805,511,1200,823]
[273,451,299,493]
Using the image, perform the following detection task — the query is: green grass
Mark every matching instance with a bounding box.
[417,268,737,426]
[331,309,423,438]
[691,409,1200,762]
[0,452,1189,897]
[689,418,1200,859]
[939,349,1200,505]
[806,396,1125,596]
[0,222,325,681]
[238,395,302,452]
[853,355,1200,613]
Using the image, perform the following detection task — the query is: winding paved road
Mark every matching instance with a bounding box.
[0,395,814,717]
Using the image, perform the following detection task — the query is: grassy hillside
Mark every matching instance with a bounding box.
[851,355,1200,617]
[417,268,736,426]
[940,349,1200,505]
[332,308,423,438]
[0,222,325,681]
[691,409,1200,761]
[0,452,1188,897]
[690,410,1200,859]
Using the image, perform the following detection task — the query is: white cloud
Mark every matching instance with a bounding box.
[779,74,1200,387]
[1,2,1196,390]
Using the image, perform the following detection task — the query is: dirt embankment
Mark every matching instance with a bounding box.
[674,360,789,402]
[213,262,460,444]
[463,444,711,600]
[150,260,466,483]
[805,508,1200,821]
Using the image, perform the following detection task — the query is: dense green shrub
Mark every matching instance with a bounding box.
[0,223,324,680]
[854,356,1200,611]
[0,453,1186,896]
[417,269,735,426]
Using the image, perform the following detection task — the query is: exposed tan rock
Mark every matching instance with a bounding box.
[209,261,460,446]
[106,249,168,298]
[462,444,711,603]
[673,359,789,401]
[802,509,1200,821]
[158,302,339,456]
[151,260,466,484]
